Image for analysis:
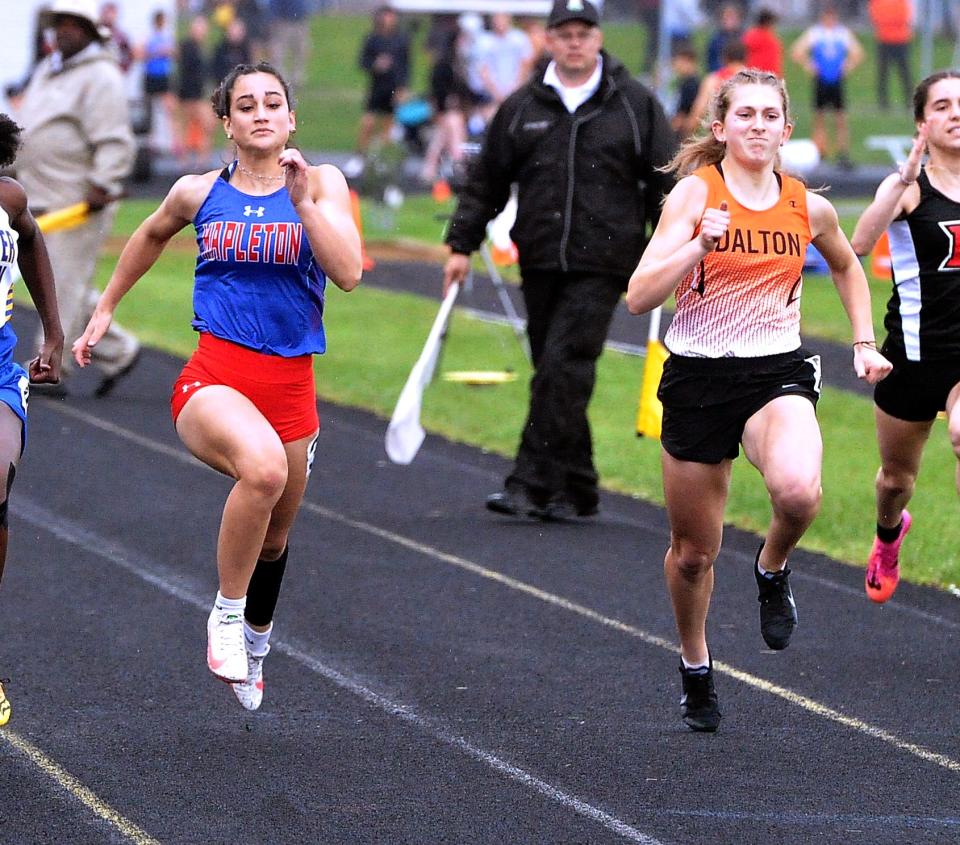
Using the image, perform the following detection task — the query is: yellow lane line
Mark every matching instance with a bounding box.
[2,728,161,844]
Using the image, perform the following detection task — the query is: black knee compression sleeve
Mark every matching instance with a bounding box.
[245,545,289,626]
[0,464,16,528]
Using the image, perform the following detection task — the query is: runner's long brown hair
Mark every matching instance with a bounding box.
[664,69,791,178]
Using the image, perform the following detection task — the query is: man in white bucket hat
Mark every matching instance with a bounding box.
[14,0,139,398]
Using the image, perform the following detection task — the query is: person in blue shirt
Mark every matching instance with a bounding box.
[791,5,864,169]
[0,113,64,725]
[705,2,742,74]
[73,63,362,712]
[142,8,177,151]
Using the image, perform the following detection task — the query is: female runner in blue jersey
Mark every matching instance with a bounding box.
[0,113,64,725]
[73,64,362,711]
[851,71,960,605]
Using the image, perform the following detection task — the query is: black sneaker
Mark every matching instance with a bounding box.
[755,545,799,650]
[679,661,720,732]
[94,347,141,398]
[485,483,543,518]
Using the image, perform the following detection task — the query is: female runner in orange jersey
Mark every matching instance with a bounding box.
[626,69,891,732]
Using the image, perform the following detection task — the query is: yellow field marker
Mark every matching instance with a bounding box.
[2,728,161,844]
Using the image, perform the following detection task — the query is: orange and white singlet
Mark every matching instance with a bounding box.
[664,163,812,358]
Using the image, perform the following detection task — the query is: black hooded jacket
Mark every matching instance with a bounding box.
[445,52,676,282]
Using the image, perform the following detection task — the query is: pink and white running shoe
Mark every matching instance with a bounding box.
[865,510,912,604]
[207,607,248,683]
[233,648,267,711]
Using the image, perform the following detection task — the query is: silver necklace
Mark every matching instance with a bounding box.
[236,162,284,182]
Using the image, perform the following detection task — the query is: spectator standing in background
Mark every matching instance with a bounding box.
[742,8,783,76]
[869,0,914,109]
[344,6,411,180]
[636,0,660,74]
[213,18,254,84]
[791,5,864,169]
[15,0,138,398]
[420,24,471,185]
[663,0,705,51]
[706,3,743,73]
[478,13,534,109]
[269,0,311,95]
[670,42,702,139]
[99,2,133,73]
[458,12,494,134]
[235,0,268,62]
[177,15,214,171]
[518,16,548,67]
[142,8,177,154]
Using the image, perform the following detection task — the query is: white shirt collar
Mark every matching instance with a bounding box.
[50,41,101,73]
[543,55,603,114]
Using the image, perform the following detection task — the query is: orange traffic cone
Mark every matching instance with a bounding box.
[431,179,451,203]
[490,242,519,266]
[349,189,375,271]
[871,231,892,280]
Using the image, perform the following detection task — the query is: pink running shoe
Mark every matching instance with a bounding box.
[865,510,912,603]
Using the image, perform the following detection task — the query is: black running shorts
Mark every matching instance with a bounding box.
[874,346,960,422]
[658,348,822,464]
[814,79,844,110]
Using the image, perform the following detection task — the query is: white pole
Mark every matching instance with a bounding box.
[647,305,662,346]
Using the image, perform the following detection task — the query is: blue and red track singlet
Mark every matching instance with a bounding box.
[192,168,328,357]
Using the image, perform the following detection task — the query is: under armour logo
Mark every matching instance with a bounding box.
[567,0,585,10]
[243,205,265,217]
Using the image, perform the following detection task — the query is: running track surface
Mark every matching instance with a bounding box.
[1,308,958,845]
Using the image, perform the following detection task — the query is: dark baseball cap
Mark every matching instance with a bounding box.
[547,0,600,29]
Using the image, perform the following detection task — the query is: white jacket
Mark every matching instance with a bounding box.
[15,43,135,211]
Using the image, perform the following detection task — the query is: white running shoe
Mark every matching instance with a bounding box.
[207,608,248,683]
[233,647,268,711]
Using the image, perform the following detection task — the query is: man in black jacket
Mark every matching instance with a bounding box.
[444,0,676,520]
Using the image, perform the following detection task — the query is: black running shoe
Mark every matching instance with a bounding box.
[679,662,721,732]
[755,546,799,650]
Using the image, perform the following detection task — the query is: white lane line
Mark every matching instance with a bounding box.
[38,401,960,775]
[296,499,960,775]
[0,728,161,845]
[321,415,960,629]
[12,497,663,845]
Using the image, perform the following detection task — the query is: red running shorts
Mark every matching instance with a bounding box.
[171,333,319,443]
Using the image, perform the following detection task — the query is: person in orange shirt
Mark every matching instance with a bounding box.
[869,0,914,109]
[626,70,891,732]
[683,40,746,137]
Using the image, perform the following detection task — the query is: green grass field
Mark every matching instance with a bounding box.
[73,199,959,594]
